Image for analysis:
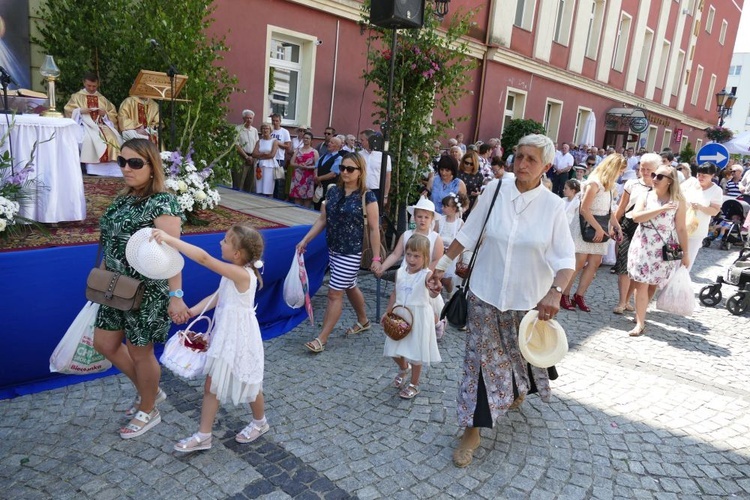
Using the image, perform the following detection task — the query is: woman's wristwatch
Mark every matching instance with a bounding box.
[169,289,184,298]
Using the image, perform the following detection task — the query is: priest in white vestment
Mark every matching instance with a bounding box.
[64,72,123,176]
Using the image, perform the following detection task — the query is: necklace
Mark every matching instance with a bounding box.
[512,195,535,216]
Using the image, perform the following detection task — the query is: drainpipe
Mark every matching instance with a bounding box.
[329,20,340,126]
[473,0,496,141]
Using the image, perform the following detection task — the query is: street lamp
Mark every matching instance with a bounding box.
[715,88,736,127]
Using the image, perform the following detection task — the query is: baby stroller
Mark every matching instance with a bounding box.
[698,246,750,315]
[702,197,749,250]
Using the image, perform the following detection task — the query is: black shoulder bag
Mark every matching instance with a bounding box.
[441,180,502,328]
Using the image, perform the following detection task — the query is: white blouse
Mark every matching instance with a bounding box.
[456,178,576,312]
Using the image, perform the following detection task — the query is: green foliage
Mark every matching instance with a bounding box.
[679,142,696,163]
[500,119,547,160]
[361,1,478,211]
[705,126,733,143]
[33,0,241,182]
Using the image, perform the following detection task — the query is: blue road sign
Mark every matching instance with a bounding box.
[696,143,729,169]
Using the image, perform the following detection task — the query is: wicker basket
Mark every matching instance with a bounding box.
[454,251,474,280]
[383,305,413,341]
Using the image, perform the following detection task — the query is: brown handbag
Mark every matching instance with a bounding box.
[85,243,145,311]
[360,192,388,270]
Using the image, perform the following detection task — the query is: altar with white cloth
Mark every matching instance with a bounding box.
[0,114,86,223]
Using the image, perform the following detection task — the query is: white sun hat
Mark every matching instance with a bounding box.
[407,196,440,219]
[518,310,568,368]
[125,227,185,280]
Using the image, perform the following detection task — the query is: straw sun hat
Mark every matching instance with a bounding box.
[125,228,185,280]
[518,310,568,368]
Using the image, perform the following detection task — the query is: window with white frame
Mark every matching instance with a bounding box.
[514,0,536,31]
[638,29,654,81]
[612,13,632,72]
[680,135,689,153]
[502,89,527,132]
[691,65,703,106]
[706,6,715,33]
[695,138,703,151]
[544,99,563,142]
[267,28,318,126]
[672,49,685,96]
[705,74,717,111]
[656,40,671,89]
[585,0,606,59]
[553,0,575,46]
[719,20,728,45]
[573,108,592,145]
[687,0,696,15]
[646,125,658,152]
[661,129,673,151]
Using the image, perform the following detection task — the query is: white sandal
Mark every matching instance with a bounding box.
[174,433,212,453]
[125,388,167,417]
[235,421,270,443]
[119,409,161,439]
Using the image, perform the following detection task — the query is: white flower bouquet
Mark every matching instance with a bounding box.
[161,149,221,214]
[0,195,20,232]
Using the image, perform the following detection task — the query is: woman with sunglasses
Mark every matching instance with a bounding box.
[296,153,381,352]
[93,139,189,439]
[458,151,484,220]
[626,165,690,336]
[682,162,723,272]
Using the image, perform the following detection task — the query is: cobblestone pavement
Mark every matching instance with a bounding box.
[1,245,749,499]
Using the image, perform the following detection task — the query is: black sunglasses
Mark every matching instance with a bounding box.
[463,161,474,166]
[117,156,147,169]
[651,172,671,181]
[341,165,360,173]
[586,162,595,167]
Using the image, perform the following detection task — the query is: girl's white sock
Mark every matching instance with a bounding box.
[197,431,211,440]
[253,417,267,427]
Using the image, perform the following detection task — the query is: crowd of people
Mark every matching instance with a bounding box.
[90,99,750,470]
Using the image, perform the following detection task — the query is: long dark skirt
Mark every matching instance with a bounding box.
[613,216,638,275]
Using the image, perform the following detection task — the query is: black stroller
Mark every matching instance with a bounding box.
[702,198,749,250]
[698,246,750,315]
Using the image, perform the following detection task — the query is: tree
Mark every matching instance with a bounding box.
[679,142,696,164]
[500,119,547,160]
[361,2,478,216]
[33,0,241,182]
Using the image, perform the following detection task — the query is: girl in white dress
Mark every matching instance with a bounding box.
[434,193,466,297]
[382,234,442,399]
[151,223,269,452]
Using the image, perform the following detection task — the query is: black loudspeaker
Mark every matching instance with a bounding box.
[369,132,384,152]
[371,0,425,29]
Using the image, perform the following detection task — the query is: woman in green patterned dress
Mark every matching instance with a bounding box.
[92,138,189,439]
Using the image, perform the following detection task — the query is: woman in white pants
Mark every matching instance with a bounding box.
[683,163,723,273]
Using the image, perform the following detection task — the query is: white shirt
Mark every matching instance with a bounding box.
[564,195,580,225]
[359,149,392,190]
[626,155,639,172]
[554,152,574,174]
[271,127,291,162]
[684,180,723,236]
[456,179,576,312]
[236,125,258,154]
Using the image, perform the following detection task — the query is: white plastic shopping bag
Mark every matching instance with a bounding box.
[602,239,617,266]
[283,251,306,308]
[49,301,112,374]
[656,266,695,316]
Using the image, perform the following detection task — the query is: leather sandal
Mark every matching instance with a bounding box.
[174,433,212,453]
[305,338,325,353]
[393,364,412,388]
[345,320,371,336]
[120,409,160,439]
[125,387,167,417]
[399,383,420,399]
[453,432,481,468]
[628,324,647,337]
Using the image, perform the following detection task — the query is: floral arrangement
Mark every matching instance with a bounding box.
[0,128,36,235]
[705,126,734,143]
[161,149,221,214]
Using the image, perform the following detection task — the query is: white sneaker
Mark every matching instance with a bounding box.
[235,421,270,443]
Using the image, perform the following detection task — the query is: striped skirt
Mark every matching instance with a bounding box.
[613,216,638,275]
[328,251,362,290]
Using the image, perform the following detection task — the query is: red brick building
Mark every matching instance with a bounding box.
[211,0,743,151]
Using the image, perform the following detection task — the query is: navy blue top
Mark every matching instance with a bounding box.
[324,185,377,254]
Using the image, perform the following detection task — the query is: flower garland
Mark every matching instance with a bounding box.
[161,149,221,213]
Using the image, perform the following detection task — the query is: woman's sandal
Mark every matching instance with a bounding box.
[119,409,161,439]
[612,305,626,315]
[453,433,481,468]
[393,364,412,388]
[174,433,212,453]
[345,320,371,336]
[305,337,326,353]
[628,324,647,337]
[125,387,167,417]
[399,383,420,399]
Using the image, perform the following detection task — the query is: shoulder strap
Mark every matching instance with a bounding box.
[464,180,503,288]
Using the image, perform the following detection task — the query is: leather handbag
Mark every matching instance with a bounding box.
[579,191,612,243]
[85,243,145,311]
[360,192,388,270]
[441,180,503,328]
[648,221,684,261]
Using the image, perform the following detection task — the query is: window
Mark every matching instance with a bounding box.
[662,129,673,151]
[514,0,536,31]
[553,0,575,46]
[695,138,703,151]
[729,65,742,76]
[656,40,671,89]
[612,13,632,72]
[638,29,654,81]
[502,89,528,132]
[680,135,689,153]
[691,65,703,106]
[573,108,592,145]
[672,49,685,96]
[705,74,717,111]
[585,1,606,59]
[646,125,658,152]
[720,20,728,45]
[706,6,715,33]
[266,28,318,126]
[543,99,563,142]
[687,0,696,15]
